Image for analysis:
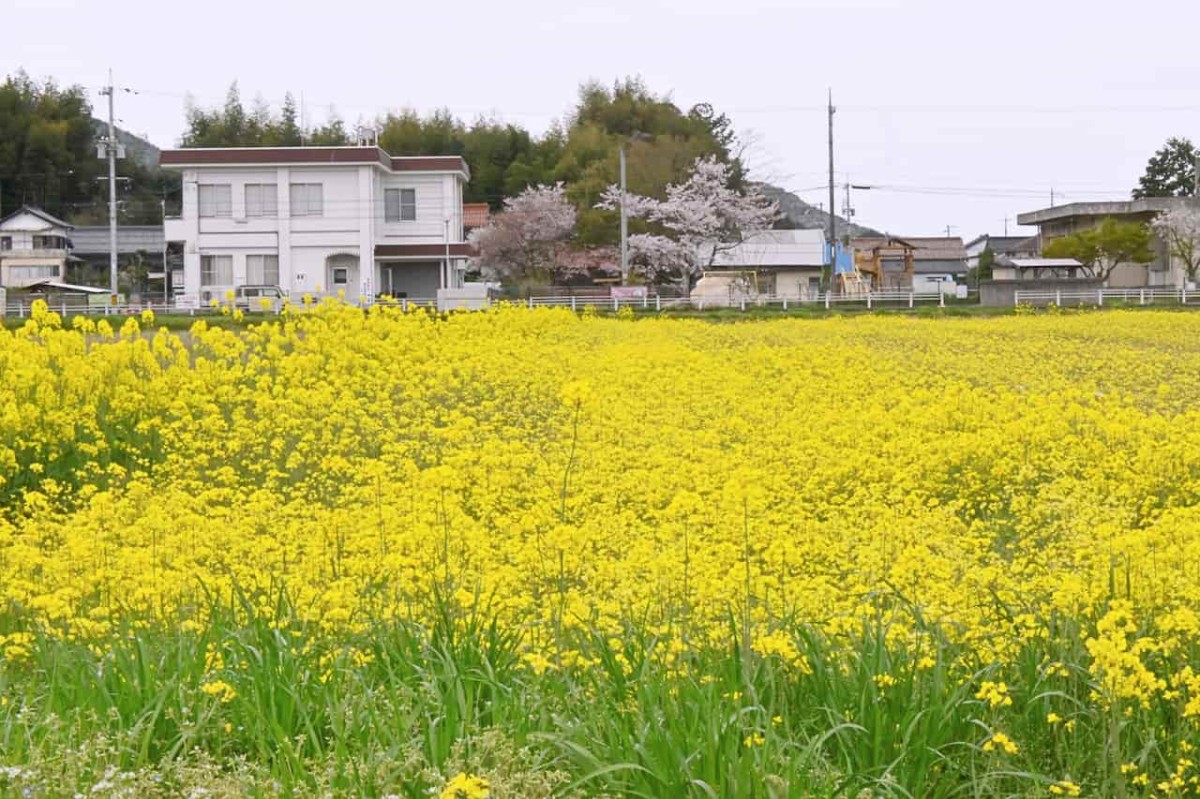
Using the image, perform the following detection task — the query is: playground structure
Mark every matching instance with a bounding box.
[831,241,870,295]
[849,237,917,291]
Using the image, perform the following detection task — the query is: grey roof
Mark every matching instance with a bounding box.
[987,236,1038,254]
[21,280,109,294]
[853,235,967,261]
[710,229,827,269]
[1017,198,1196,226]
[70,225,164,255]
[0,205,75,231]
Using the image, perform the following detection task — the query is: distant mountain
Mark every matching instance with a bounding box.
[756,183,882,239]
[91,119,161,170]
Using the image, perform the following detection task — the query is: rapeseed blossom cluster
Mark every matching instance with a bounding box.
[4,300,1200,789]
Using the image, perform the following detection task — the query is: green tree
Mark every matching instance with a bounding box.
[0,71,100,220]
[276,93,302,146]
[967,248,995,287]
[1043,218,1153,283]
[1133,137,1196,198]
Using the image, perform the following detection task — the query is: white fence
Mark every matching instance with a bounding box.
[520,290,952,312]
[1012,287,1193,307]
[3,290,959,318]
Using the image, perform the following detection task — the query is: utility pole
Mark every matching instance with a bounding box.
[1050,187,1055,207]
[99,70,120,302]
[1194,154,1199,197]
[827,90,836,255]
[619,145,628,284]
[161,198,169,300]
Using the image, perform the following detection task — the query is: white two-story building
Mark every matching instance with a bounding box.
[161,146,472,303]
[0,206,75,289]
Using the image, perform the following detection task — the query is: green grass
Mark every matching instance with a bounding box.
[1,590,1183,798]
[5,297,1199,332]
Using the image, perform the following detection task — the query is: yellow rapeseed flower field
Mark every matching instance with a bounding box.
[2,299,1200,797]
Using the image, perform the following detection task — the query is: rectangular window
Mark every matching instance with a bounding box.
[0,237,11,251]
[385,188,416,222]
[10,264,59,281]
[32,235,65,249]
[289,183,323,217]
[200,254,233,286]
[245,254,280,285]
[332,267,349,285]
[198,184,232,218]
[244,184,278,217]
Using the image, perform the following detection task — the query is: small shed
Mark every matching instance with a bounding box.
[992,258,1088,281]
[17,280,112,311]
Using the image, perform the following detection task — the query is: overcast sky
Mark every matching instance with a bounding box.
[5,0,1200,239]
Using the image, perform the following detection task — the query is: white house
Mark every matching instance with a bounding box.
[0,206,75,289]
[695,229,828,301]
[160,146,472,303]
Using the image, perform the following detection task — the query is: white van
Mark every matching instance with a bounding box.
[234,285,286,312]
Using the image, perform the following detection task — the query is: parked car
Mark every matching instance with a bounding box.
[234,285,286,312]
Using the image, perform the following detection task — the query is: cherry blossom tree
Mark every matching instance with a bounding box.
[1152,204,1200,285]
[469,184,578,284]
[598,156,778,291]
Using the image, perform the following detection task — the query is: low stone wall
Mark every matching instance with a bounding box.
[979,279,1103,307]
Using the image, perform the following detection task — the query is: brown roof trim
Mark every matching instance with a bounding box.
[160,148,469,176]
[390,156,468,173]
[161,147,389,167]
[375,243,475,258]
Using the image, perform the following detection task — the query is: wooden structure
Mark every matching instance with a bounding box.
[852,237,917,291]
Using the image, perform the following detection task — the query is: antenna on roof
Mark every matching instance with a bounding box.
[355,126,379,147]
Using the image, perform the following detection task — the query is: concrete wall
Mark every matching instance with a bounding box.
[980,278,1102,306]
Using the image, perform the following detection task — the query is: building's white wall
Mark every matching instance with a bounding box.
[169,160,466,298]
[773,269,822,298]
[0,212,72,252]
[912,275,958,294]
[374,173,455,242]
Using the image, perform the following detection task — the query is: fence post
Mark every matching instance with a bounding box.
[908,291,914,308]
[939,291,945,308]
[528,296,534,310]
[1014,291,1020,307]
[1055,290,1061,305]
[1183,289,1189,305]
[656,295,661,311]
[612,297,618,312]
[402,298,408,312]
[1140,289,1146,306]
[739,298,745,311]
[825,291,831,310]
[571,296,577,312]
[642,293,648,309]
[867,293,872,310]
[1097,289,1103,307]
[783,297,788,311]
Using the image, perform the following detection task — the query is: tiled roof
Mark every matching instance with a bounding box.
[852,236,967,261]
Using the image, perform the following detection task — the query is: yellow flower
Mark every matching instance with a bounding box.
[1049,780,1080,796]
[982,732,1019,755]
[440,772,489,799]
[199,679,237,704]
[743,732,765,747]
[976,680,1013,709]
[1047,712,1063,724]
